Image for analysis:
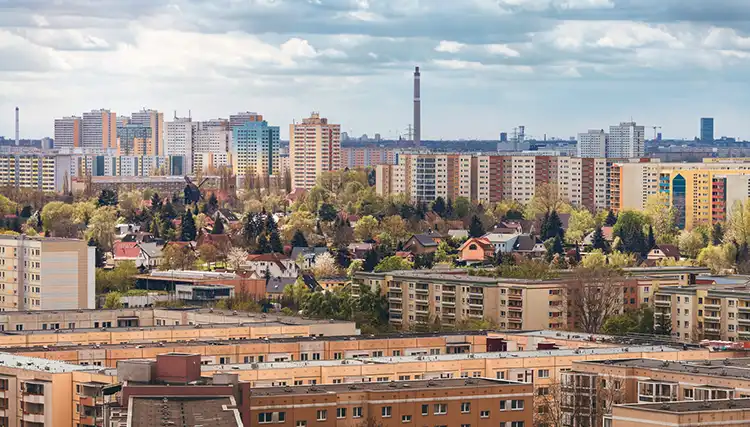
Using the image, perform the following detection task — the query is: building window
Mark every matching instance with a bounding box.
[480,410,490,418]
[382,406,392,417]
[434,404,447,415]
[296,422,307,427]
[538,369,550,378]
[337,408,347,419]
[461,402,471,413]
[402,415,412,423]
[301,353,308,361]
[392,350,401,356]
[334,352,343,360]
[279,412,286,422]
[258,413,273,424]
[511,400,524,410]
[312,353,320,360]
[422,404,429,415]
[353,407,362,418]
[316,410,327,421]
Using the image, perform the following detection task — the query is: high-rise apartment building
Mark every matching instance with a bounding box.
[607,122,645,158]
[193,126,230,154]
[116,124,152,156]
[0,235,95,311]
[229,111,263,130]
[232,121,280,178]
[701,117,714,142]
[53,116,81,148]
[82,109,117,149]
[577,129,607,158]
[129,109,164,156]
[342,147,397,168]
[289,113,341,190]
[164,117,195,173]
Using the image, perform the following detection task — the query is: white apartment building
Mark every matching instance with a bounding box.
[165,118,195,173]
[0,154,71,192]
[194,128,230,154]
[577,129,607,158]
[0,235,95,312]
[193,152,231,174]
[289,113,341,190]
[82,109,117,149]
[607,121,645,158]
[511,156,536,204]
[53,116,81,149]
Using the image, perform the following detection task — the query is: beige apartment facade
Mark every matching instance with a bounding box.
[289,113,341,190]
[0,235,95,312]
[607,400,750,427]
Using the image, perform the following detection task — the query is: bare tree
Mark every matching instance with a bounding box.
[538,373,625,427]
[356,416,384,427]
[566,266,623,334]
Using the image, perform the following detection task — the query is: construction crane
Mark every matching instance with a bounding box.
[651,126,662,141]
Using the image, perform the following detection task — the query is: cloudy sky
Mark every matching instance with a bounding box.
[2,0,750,141]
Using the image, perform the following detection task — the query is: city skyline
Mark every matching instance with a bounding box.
[1,1,750,140]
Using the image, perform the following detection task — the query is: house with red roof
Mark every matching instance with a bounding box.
[458,237,495,265]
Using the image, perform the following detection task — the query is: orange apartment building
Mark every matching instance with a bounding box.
[562,357,750,427]
[607,399,750,427]
[248,378,533,427]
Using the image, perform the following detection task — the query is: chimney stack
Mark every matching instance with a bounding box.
[413,66,421,147]
[14,107,19,146]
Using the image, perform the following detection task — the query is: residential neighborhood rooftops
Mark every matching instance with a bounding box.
[0,353,95,373]
[130,396,242,427]
[580,358,750,381]
[617,398,750,413]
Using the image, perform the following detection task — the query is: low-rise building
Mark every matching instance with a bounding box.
[243,253,299,279]
[457,237,494,265]
[249,377,533,427]
[607,399,750,427]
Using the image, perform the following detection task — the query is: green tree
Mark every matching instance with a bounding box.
[678,229,706,259]
[591,226,609,253]
[291,229,309,248]
[613,211,648,255]
[86,206,118,252]
[468,215,485,238]
[211,217,225,234]
[698,244,737,274]
[269,230,284,253]
[207,192,219,213]
[604,210,618,226]
[453,197,471,219]
[566,208,595,244]
[546,235,565,262]
[602,313,637,335]
[318,203,338,222]
[644,193,678,244]
[363,249,380,272]
[712,222,724,245]
[354,215,379,241]
[282,277,311,309]
[180,210,197,242]
[103,292,123,309]
[41,201,78,238]
[255,233,271,254]
[374,255,412,272]
[647,225,656,251]
[97,189,118,207]
[161,244,197,270]
[88,238,107,268]
[431,197,446,216]
[150,192,163,212]
[541,210,564,241]
[414,253,435,269]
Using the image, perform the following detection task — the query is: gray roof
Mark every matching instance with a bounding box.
[618,398,750,413]
[408,234,439,247]
[514,234,544,252]
[266,277,297,294]
[0,353,94,373]
[290,246,328,261]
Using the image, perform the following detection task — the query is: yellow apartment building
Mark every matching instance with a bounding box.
[608,399,750,427]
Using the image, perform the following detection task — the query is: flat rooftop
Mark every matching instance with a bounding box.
[0,353,96,374]
[1,331,488,353]
[619,398,750,413]
[583,358,750,381]
[130,396,241,427]
[250,377,522,397]
[0,321,335,336]
[204,346,682,372]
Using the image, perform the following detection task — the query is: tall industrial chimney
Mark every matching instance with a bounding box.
[14,107,19,146]
[413,66,421,146]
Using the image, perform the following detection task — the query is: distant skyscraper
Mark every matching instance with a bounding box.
[82,109,117,149]
[499,132,508,143]
[577,129,607,158]
[232,121,280,179]
[701,117,714,142]
[54,116,82,148]
[130,109,164,155]
[289,113,341,190]
[607,122,645,158]
[117,124,152,156]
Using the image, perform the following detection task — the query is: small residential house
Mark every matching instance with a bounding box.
[265,277,298,300]
[403,233,442,255]
[290,246,329,269]
[115,224,141,240]
[512,234,547,257]
[348,243,376,259]
[216,209,240,226]
[483,232,521,253]
[447,229,469,240]
[113,241,163,269]
[244,253,298,279]
[458,237,495,265]
[647,244,681,261]
[582,226,615,246]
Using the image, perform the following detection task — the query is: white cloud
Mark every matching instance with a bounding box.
[485,43,521,57]
[435,40,465,53]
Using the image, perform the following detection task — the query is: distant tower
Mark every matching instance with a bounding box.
[14,107,19,146]
[413,66,421,146]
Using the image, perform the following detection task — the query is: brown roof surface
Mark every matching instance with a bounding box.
[655,244,681,260]
[130,396,241,427]
[113,241,140,258]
